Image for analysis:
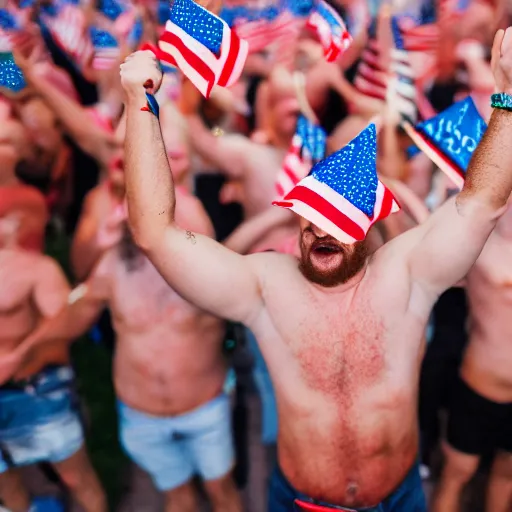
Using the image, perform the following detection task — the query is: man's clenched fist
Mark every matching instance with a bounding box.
[120,51,163,101]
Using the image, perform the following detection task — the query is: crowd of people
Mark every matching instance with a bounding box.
[0,0,511,511]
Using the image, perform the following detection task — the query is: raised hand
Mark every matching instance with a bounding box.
[120,50,163,101]
[491,28,512,95]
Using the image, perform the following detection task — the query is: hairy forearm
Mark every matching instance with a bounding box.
[125,96,176,247]
[460,109,512,211]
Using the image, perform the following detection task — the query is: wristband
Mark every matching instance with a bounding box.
[141,92,160,118]
[491,93,512,112]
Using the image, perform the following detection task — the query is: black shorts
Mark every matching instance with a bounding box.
[447,377,512,455]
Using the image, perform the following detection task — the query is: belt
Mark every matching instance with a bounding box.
[0,375,39,392]
[0,365,72,393]
[294,499,361,512]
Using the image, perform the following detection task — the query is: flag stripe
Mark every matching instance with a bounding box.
[277,184,366,241]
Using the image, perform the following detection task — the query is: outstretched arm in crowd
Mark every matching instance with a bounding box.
[14,50,119,167]
[223,207,295,254]
[180,79,250,178]
[121,51,264,324]
[11,259,110,381]
[388,29,512,303]
[0,256,71,382]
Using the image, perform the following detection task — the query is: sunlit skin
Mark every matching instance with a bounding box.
[120,31,512,508]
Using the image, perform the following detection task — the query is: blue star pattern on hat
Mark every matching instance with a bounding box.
[310,123,378,217]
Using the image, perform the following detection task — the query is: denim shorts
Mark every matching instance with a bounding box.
[118,393,235,491]
[268,462,427,512]
[0,366,84,472]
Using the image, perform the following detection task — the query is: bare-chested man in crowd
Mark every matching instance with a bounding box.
[184,67,302,251]
[0,220,106,512]
[14,188,242,512]
[118,26,512,511]
[0,117,47,253]
[433,202,512,512]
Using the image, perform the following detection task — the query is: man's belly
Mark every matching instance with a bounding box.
[277,399,419,508]
[462,335,512,402]
[113,331,227,416]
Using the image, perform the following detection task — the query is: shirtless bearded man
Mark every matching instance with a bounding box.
[0,220,105,512]
[119,28,512,512]
[433,202,512,512]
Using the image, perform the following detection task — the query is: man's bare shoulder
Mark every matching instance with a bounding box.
[245,250,300,287]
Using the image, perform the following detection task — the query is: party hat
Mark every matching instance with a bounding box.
[273,123,400,244]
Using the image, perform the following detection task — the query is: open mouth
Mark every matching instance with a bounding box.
[312,240,343,256]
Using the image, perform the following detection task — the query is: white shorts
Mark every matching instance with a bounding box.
[118,393,235,491]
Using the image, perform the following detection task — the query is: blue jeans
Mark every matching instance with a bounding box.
[0,366,83,472]
[268,463,427,512]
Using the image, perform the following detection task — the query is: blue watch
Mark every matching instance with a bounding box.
[491,93,512,112]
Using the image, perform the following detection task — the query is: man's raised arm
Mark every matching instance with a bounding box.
[120,51,264,324]
[395,29,512,300]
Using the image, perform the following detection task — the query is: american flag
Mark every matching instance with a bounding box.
[157,0,248,98]
[403,97,487,190]
[0,7,35,54]
[273,123,400,244]
[230,7,304,69]
[90,27,120,70]
[354,16,418,122]
[233,8,301,53]
[275,115,327,198]
[306,0,352,62]
[398,17,439,53]
[41,2,93,70]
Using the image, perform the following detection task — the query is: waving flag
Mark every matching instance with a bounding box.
[0,7,34,53]
[389,17,417,123]
[90,27,120,70]
[273,123,400,244]
[42,2,93,69]
[306,0,351,62]
[157,0,248,98]
[398,16,439,53]
[354,16,417,121]
[354,36,388,100]
[223,3,305,69]
[403,97,487,189]
[232,8,302,54]
[276,115,327,198]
